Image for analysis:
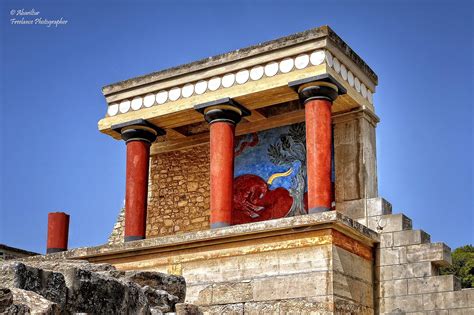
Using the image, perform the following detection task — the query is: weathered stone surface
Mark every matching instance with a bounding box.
[198,302,243,315]
[109,270,186,303]
[392,229,430,247]
[364,213,413,233]
[9,288,60,315]
[407,275,460,294]
[0,259,184,314]
[210,281,252,304]
[336,197,392,220]
[0,262,67,307]
[0,288,14,312]
[176,302,202,315]
[252,272,332,301]
[142,285,179,313]
[405,242,452,266]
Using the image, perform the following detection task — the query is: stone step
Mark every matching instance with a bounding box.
[407,275,461,295]
[360,213,413,233]
[337,197,392,219]
[392,229,431,247]
[379,229,431,248]
[405,242,452,267]
[376,262,438,282]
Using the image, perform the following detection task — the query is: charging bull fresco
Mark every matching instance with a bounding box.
[233,123,308,225]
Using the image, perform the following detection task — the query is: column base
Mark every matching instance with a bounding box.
[124,235,145,242]
[308,206,330,214]
[210,222,230,229]
[46,248,66,254]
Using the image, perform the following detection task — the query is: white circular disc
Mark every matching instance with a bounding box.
[155,91,168,105]
[195,80,207,95]
[310,50,325,65]
[264,61,278,77]
[107,104,119,116]
[119,100,131,113]
[347,71,354,87]
[279,57,294,73]
[333,58,341,73]
[131,97,143,110]
[367,90,373,104]
[361,84,367,98]
[182,83,194,98]
[208,76,221,91]
[325,51,334,67]
[295,54,309,69]
[144,93,156,107]
[250,66,264,80]
[340,64,348,80]
[236,69,250,84]
[169,87,181,101]
[354,77,361,92]
[222,73,235,88]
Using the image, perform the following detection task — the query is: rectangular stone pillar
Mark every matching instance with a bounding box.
[333,106,379,217]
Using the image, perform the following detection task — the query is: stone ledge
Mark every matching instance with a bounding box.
[24,211,378,262]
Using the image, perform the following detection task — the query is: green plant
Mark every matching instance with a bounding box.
[440,245,474,288]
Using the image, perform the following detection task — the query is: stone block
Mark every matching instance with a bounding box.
[422,289,474,310]
[332,246,373,283]
[115,270,186,303]
[186,284,212,305]
[393,230,431,247]
[376,247,407,266]
[252,272,331,301]
[198,303,243,315]
[380,294,424,313]
[243,301,280,314]
[176,303,202,315]
[334,297,374,314]
[336,197,392,219]
[384,262,437,281]
[406,243,452,266]
[10,288,61,315]
[380,233,394,248]
[279,297,335,314]
[333,272,373,307]
[448,308,474,315]
[379,279,408,297]
[0,262,67,308]
[407,311,448,315]
[365,214,412,233]
[210,281,253,304]
[407,275,460,294]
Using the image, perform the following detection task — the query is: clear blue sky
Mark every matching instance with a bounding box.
[1,0,472,254]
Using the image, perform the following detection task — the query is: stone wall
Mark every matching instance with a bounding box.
[146,145,210,238]
[338,197,474,314]
[108,145,210,245]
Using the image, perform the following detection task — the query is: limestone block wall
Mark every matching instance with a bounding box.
[338,198,474,314]
[147,146,210,238]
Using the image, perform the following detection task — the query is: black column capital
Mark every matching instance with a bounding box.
[112,119,166,143]
[289,74,347,104]
[194,97,250,125]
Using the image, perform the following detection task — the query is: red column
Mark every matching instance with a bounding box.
[46,212,69,254]
[124,140,151,241]
[112,120,164,242]
[295,81,340,214]
[194,98,250,229]
[209,122,235,228]
[305,99,333,213]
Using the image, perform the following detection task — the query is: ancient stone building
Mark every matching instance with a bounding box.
[31,26,474,313]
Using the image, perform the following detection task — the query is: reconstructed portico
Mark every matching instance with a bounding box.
[78,25,473,314]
